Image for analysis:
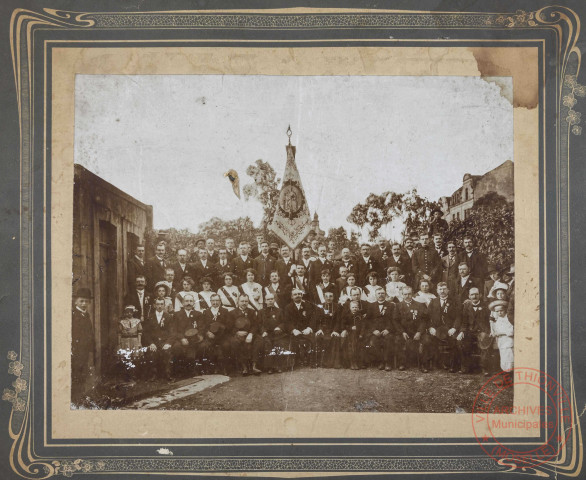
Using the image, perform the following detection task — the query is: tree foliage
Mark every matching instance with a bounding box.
[242,159,281,234]
[347,189,441,241]
[444,196,514,271]
[326,226,360,252]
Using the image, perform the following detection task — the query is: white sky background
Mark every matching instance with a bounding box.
[74,75,513,237]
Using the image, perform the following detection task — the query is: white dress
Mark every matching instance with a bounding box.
[413,291,436,306]
[363,285,380,303]
[386,281,407,302]
[491,315,514,371]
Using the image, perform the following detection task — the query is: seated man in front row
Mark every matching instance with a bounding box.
[142,297,175,381]
[315,291,343,368]
[365,287,397,371]
[170,293,204,378]
[284,288,318,367]
[394,286,428,372]
[227,294,263,376]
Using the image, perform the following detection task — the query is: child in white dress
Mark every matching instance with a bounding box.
[489,300,514,371]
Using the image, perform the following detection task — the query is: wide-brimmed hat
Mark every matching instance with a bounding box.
[184,327,199,337]
[208,321,222,334]
[235,317,248,330]
[487,264,499,275]
[123,305,137,313]
[431,208,444,217]
[154,281,171,296]
[478,331,494,350]
[75,287,93,299]
[436,325,449,341]
[489,299,509,312]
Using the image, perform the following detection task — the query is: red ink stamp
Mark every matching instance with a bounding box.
[472,367,573,468]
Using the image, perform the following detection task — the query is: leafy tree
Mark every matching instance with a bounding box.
[327,226,360,252]
[444,199,514,271]
[242,159,281,235]
[347,188,441,241]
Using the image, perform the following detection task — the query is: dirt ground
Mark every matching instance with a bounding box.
[151,367,513,413]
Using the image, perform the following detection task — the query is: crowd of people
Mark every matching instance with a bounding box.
[71,228,515,394]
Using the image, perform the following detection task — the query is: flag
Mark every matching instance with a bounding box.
[268,143,312,249]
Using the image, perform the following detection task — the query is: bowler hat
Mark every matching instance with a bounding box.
[436,325,449,341]
[478,331,494,350]
[209,321,221,334]
[489,299,509,312]
[184,327,199,337]
[75,287,93,299]
[235,317,248,331]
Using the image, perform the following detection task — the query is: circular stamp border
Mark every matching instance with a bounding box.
[471,367,573,468]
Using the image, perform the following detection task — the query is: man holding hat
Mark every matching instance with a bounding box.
[284,288,318,368]
[393,286,428,371]
[227,295,262,376]
[199,293,230,374]
[171,293,204,378]
[142,297,175,380]
[71,287,95,402]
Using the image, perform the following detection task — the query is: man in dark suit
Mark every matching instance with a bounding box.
[127,244,147,291]
[284,288,318,367]
[250,234,265,259]
[205,238,219,264]
[233,242,254,284]
[371,238,391,266]
[432,233,447,259]
[356,244,380,287]
[264,271,290,309]
[227,295,262,375]
[460,287,493,375]
[365,287,397,371]
[147,242,168,287]
[394,286,428,372]
[386,243,412,285]
[275,245,296,281]
[290,264,310,300]
[192,249,217,290]
[71,288,95,402]
[426,282,462,372]
[170,248,195,291]
[298,246,314,278]
[142,297,176,380]
[124,275,150,320]
[215,248,234,287]
[224,238,237,261]
[412,233,442,289]
[308,244,333,288]
[254,240,277,287]
[428,208,449,237]
[315,291,343,368]
[334,247,356,276]
[441,241,461,283]
[199,293,230,373]
[462,236,488,281]
[313,269,338,305]
[259,292,289,373]
[171,293,204,376]
[450,263,481,304]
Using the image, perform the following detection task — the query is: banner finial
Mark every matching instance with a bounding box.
[286,125,292,145]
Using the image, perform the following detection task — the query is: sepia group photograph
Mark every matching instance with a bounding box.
[71,72,517,414]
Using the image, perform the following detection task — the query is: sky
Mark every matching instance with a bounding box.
[74,74,513,236]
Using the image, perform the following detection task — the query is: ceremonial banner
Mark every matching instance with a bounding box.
[268,137,313,249]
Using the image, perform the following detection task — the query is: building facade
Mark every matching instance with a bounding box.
[72,164,153,374]
[439,160,514,222]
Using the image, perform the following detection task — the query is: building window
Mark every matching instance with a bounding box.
[457,212,460,220]
[465,188,469,201]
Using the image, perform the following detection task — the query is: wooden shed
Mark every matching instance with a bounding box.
[72,164,153,374]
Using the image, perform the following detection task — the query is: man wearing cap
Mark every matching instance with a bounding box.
[394,286,428,371]
[412,232,442,290]
[460,287,492,375]
[254,240,277,287]
[227,294,262,375]
[451,262,481,305]
[199,294,229,374]
[142,297,175,380]
[426,282,462,372]
[71,288,95,402]
[463,236,487,281]
[260,293,288,373]
[428,208,448,236]
[171,293,204,377]
[284,288,318,368]
[124,275,150,321]
[366,287,397,371]
[127,244,147,291]
[147,242,168,286]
